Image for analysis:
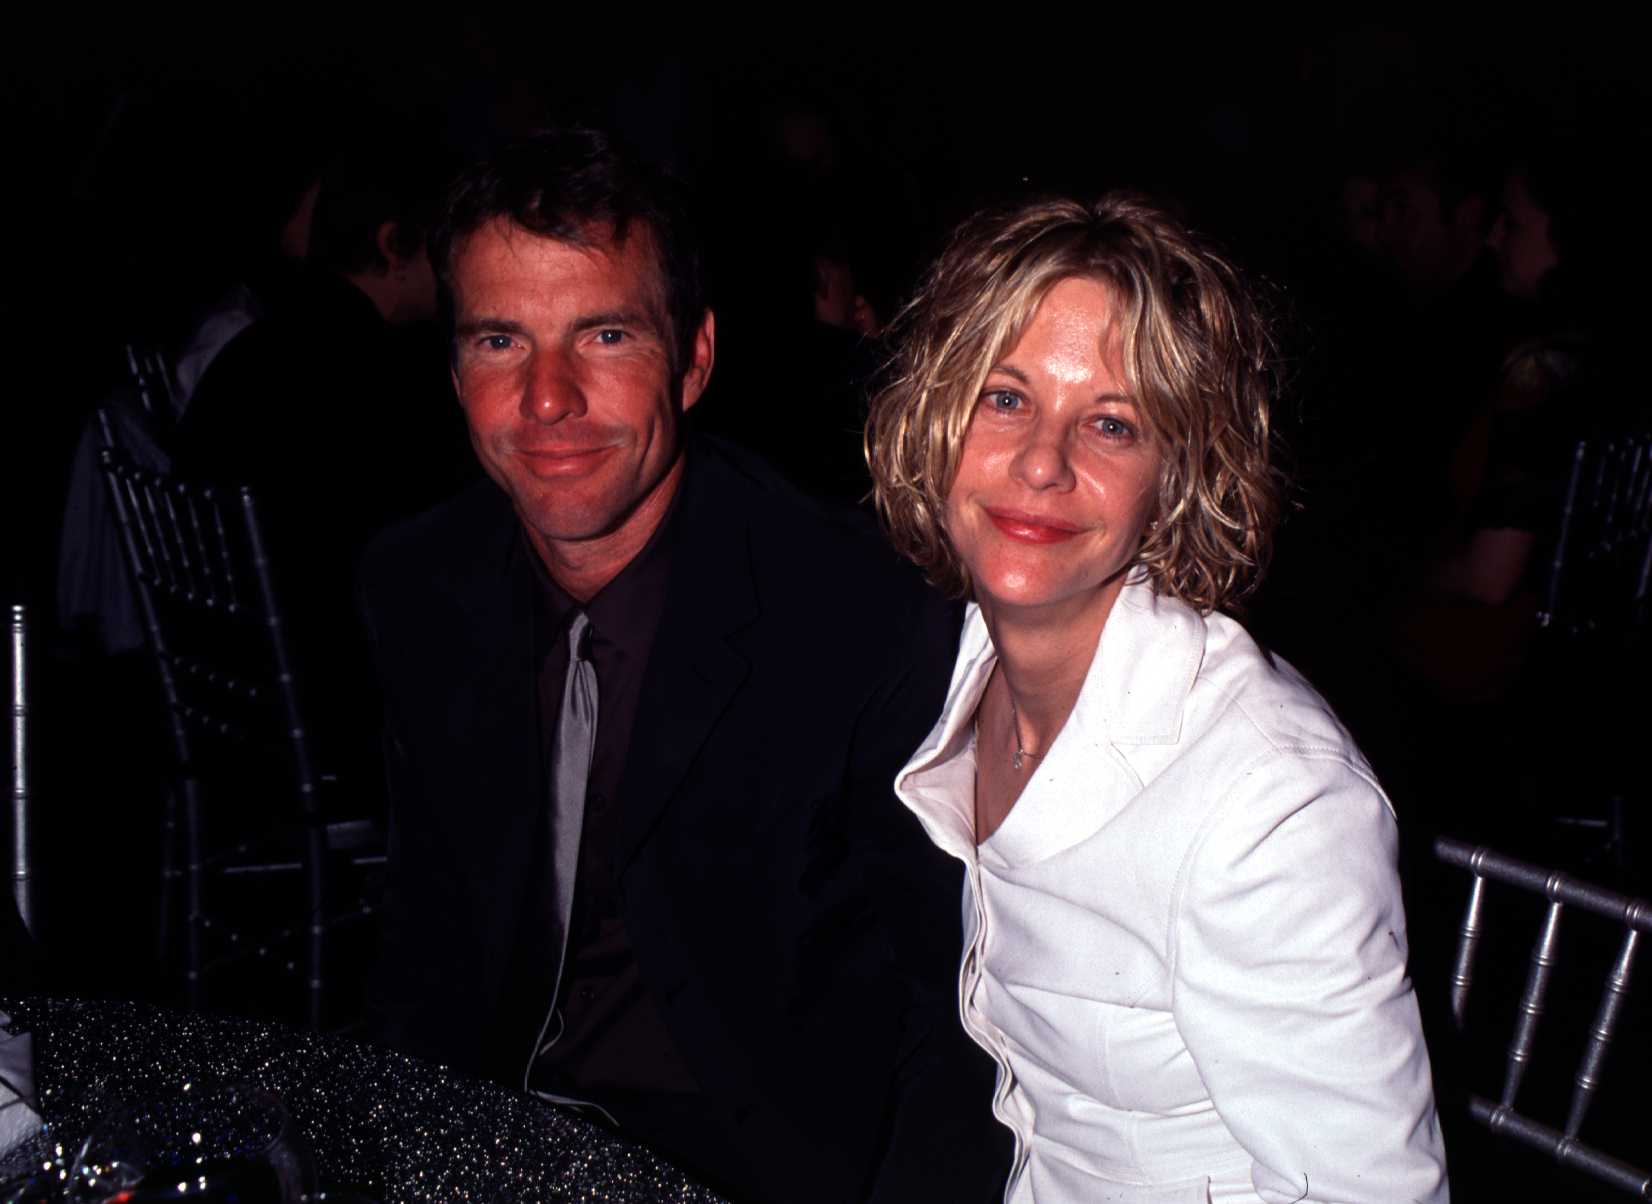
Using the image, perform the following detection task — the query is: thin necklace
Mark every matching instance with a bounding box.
[1009,695,1039,772]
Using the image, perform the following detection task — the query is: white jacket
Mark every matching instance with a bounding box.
[895,580,1449,1203]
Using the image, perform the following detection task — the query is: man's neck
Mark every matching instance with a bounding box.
[524,454,687,603]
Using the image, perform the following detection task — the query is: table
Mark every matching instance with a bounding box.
[0,997,727,1202]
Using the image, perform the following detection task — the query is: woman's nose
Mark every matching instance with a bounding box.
[1012,424,1076,492]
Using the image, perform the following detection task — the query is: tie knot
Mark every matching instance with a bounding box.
[566,611,593,663]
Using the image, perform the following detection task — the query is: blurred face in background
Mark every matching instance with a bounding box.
[1377,162,1487,300]
[1488,171,1558,301]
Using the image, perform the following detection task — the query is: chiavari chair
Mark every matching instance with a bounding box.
[1539,430,1652,638]
[1436,837,1650,1197]
[1525,430,1652,878]
[96,441,380,1029]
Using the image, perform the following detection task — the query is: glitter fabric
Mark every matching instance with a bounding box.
[0,998,727,1203]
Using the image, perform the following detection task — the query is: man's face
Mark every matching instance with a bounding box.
[1488,172,1558,301]
[1377,165,1485,297]
[449,219,713,566]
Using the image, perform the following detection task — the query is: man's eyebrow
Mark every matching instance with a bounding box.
[454,317,531,339]
[572,308,664,336]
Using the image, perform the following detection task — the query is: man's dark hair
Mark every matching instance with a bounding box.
[309,140,447,276]
[431,128,706,369]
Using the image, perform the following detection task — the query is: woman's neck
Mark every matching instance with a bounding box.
[978,587,1116,753]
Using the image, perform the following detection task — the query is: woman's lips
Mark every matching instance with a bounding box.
[984,508,1082,543]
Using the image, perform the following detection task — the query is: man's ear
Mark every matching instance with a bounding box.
[679,309,716,413]
[375,221,405,272]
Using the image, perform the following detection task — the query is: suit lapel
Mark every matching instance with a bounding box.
[446,509,545,943]
[619,446,760,868]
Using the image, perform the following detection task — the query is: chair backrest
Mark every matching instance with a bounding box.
[1435,836,1650,1197]
[95,444,322,825]
[123,340,182,428]
[1539,430,1652,637]
[7,605,33,939]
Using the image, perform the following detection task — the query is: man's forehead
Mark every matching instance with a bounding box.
[465,216,652,272]
[454,217,668,310]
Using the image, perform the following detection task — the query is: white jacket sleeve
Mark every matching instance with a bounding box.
[1169,749,1449,1203]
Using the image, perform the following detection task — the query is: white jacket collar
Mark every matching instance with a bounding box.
[895,576,1208,867]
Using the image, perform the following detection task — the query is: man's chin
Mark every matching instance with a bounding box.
[515,505,625,548]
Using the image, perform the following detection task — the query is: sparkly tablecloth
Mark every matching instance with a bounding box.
[0,997,727,1203]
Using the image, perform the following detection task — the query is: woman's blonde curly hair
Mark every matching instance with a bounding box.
[865,194,1281,614]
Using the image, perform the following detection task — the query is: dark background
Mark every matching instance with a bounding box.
[6,22,1647,606]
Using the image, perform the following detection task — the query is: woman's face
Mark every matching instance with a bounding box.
[943,276,1163,628]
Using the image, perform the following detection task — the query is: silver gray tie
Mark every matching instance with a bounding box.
[540,610,596,1058]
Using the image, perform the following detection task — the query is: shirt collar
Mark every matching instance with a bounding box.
[894,575,1208,867]
[525,451,689,652]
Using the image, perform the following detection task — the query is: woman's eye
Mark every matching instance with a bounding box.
[1094,416,1135,440]
[982,390,1022,413]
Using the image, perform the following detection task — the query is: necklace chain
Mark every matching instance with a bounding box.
[1009,696,1039,772]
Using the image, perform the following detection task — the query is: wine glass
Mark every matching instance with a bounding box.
[66,1083,314,1203]
[0,1090,82,1202]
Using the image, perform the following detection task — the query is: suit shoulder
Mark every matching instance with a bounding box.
[360,479,513,599]
[694,436,958,656]
[696,437,923,594]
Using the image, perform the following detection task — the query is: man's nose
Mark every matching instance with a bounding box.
[520,350,587,423]
[1011,421,1076,492]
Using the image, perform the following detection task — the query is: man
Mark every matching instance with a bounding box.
[173,142,474,775]
[359,130,1007,1203]
[175,139,471,541]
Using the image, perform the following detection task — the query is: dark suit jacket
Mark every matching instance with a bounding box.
[359,436,1009,1203]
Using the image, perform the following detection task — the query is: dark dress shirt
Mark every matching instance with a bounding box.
[524,476,700,1103]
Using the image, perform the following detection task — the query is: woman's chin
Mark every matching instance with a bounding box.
[971,569,1126,627]
[975,579,1085,617]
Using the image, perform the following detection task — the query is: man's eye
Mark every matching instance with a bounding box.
[481,334,514,351]
[596,329,627,345]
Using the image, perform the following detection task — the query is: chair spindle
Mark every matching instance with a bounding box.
[8,605,33,938]
[1450,872,1487,1029]
[1503,896,1565,1108]
[1567,924,1640,1138]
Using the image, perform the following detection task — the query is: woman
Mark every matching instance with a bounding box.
[866,196,1448,1203]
